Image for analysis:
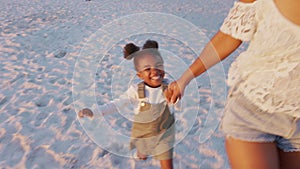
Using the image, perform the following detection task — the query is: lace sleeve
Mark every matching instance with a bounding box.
[220,1,257,41]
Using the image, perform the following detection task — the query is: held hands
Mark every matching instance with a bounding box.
[78,108,94,118]
[164,80,186,104]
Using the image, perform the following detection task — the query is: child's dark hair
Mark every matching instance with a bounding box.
[123,40,160,60]
[142,40,159,49]
[123,43,140,60]
[123,40,163,71]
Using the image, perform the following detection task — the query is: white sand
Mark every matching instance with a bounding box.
[0,0,246,168]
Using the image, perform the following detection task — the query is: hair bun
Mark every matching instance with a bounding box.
[123,43,140,60]
[142,40,159,49]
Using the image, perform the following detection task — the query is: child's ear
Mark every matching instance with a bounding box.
[136,72,143,79]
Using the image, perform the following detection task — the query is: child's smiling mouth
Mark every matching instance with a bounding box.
[151,75,161,80]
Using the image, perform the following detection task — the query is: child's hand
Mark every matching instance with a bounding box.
[164,86,174,102]
[78,108,94,118]
[164,81,182,104]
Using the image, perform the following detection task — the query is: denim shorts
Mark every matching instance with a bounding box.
[221,90,300,152]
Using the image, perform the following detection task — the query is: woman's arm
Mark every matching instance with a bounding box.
[166,31,242,103]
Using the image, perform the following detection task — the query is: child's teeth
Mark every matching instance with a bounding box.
[152,76,159,80]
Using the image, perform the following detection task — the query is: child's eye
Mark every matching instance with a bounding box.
[144,68,151,71]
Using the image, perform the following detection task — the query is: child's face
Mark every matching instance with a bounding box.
[136,54,165,87]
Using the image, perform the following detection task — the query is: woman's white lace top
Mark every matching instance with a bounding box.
[220,0,300,116]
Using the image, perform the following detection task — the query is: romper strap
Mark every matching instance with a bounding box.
[137,82,145,99]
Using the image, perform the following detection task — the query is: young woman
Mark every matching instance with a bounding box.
[165,0,300,168]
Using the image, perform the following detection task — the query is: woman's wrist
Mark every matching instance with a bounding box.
[176,76,189,93]
[178,70,194,89]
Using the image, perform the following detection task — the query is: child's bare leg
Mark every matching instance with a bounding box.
[160,159,173,169]
[225,136,279,169]
[279,150,300,169]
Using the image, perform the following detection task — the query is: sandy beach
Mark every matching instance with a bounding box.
[0,0,247,168]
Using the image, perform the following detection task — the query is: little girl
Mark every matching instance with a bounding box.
[78,40,175,169]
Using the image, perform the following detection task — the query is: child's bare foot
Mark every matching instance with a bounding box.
[78,108,94,118]
[132,150,147,160]
[136,151,147,160]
